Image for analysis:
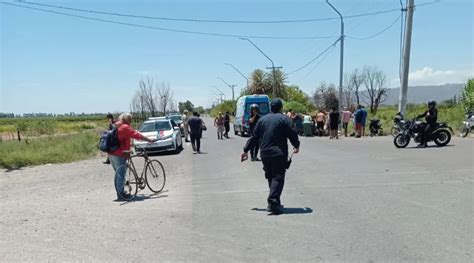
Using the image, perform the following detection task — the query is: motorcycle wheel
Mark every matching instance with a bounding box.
[391,126,400,137]
[434,130,451,146]
[394,134,410,148]
[459,125,469,138]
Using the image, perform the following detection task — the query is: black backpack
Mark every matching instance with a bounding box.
[99,124,120,153]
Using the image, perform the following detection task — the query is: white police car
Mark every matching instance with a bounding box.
[134,117,183,154]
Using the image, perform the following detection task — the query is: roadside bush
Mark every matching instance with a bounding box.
[0,132,98,169]
[284,101,308,114]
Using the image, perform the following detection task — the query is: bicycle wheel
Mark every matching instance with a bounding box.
[145,160,166,193]
[114,163,138,201]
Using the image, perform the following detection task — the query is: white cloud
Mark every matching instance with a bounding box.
[392,67,473,86]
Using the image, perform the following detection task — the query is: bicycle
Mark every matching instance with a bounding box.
[115,150,166,201]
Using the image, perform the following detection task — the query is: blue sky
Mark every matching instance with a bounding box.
[1,0,472,114]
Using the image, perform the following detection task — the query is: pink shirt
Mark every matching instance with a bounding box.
[342,110,352,123]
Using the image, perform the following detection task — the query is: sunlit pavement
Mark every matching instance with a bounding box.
[1,119,472,262]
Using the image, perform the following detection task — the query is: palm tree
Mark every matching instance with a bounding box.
[267,69,287,99]
[249,69,270,94]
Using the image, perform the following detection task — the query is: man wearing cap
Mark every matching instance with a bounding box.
[103,113,115,164]
[241,99,300,215]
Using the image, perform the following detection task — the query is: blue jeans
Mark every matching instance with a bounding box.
[109,155,127,198]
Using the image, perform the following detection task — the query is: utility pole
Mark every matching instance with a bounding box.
[217,77,236,102]
[399,0,415,115]
[239,38,282,98]
[211,86,226,103]
[224,63,249,91]
[326,0,344,115]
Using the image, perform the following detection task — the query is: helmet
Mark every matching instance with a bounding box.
[428,101,437,107]
[250,104,259,110]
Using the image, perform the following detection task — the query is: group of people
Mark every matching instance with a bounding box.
[287,105,369,139]
[213,112,231,140]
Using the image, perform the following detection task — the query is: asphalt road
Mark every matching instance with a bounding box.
[1,118,473,262]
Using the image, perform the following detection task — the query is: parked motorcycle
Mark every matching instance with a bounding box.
[393,118,453,148]
[459,113,473,138]
[391,117,406,137]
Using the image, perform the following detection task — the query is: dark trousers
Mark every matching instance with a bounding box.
[262,156,287,206]
[224,123,230,138]
[343,122,349,137]
[420,123,434,145]
[190,133,201,152]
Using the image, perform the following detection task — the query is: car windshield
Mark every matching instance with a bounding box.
[139,121,171,132]
[246,103,269,115]
[169,115,182,122]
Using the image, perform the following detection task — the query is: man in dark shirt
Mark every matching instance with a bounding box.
[249,104,261,161]
[417,101,438,147]
[224,112,231,139]
[241,99,300,215]
[187,112,204,154]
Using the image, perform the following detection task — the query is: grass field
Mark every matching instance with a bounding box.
[0,132,99,169]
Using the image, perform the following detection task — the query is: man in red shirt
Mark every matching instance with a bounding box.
[109,113,156,201]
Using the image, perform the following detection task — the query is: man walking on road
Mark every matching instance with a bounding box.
[188,112,204,154]
[224,111,231,139]
[241,99,300,215]
[182,110,190,142]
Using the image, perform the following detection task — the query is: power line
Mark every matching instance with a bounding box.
[346,14,402,40]
[14,0,403,24]
[287,38,340,75]
[1,2,337,40]
[297,44,337,82]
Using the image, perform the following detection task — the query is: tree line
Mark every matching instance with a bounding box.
[238,65,390,114]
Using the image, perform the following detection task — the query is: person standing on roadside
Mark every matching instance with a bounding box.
[188,112,205,154]
[328,107,340,139]
[360,106,368,137]
[341,107,352,137]
[214,112,225,140]
[241,99,300,215]
[109,113,157,201]
[249,104,261,161]
[182,110,190,142]
[353,105,362,138]
[316,110,326,136]
[224,111,231,138]
[103,113,115,164]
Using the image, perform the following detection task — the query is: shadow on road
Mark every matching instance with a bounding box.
[251,207,313,215]
[119,191,169,205]
[4,167,24,173]
[403,144,455,150]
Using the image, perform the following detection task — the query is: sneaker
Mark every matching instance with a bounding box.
[103,159,110,165]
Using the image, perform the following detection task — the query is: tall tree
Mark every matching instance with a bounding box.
[178,100,194,113]
[461,78,474,113]
[249,69,269,95]
[362,66,389,114]
[156,82,173,115]
[139,78,157,117]
[347,68,365,106]
[267,69,287,98]
[313,82,338,111]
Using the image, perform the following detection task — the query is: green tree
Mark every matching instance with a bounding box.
[178,100,194,113]
[210,100,236,117]
[461,78,474,113]
[267,69,287,99]
[249,69,270,95]
[284,101,308,114]
[285,85,315,111]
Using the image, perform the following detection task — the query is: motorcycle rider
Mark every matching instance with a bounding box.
[416,101,438,147]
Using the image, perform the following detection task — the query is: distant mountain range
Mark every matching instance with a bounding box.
[359,83,464,106]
